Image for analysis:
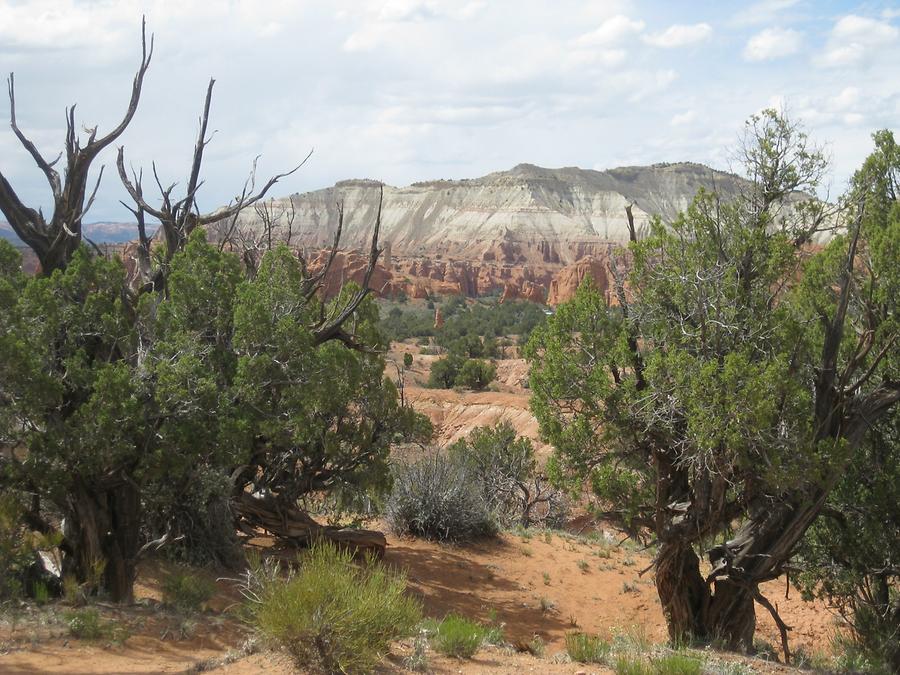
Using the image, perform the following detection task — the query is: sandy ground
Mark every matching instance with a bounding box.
[0,530,837,674]
[387,342,549,454]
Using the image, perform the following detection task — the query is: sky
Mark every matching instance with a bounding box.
[1,0,899,222]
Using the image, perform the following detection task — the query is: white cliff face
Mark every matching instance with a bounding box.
[236,162,747,264]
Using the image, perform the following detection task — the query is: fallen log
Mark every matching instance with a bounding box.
[234,492,386,559]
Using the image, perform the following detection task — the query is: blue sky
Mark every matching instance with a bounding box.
[1,0,898,221]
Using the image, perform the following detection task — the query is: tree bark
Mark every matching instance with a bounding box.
[655,541,708,643]
[234,492,386,559]
[705,580,756,651]
[64,480,140,603]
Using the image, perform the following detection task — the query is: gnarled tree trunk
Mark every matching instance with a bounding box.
[655,541,709,642]
[234,492,386,559]
[64,480,141,604]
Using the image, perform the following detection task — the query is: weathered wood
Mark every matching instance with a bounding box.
[234,492,386,559]
[0,18,153,276]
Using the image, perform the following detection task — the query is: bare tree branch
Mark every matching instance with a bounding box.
[0,17,153,274]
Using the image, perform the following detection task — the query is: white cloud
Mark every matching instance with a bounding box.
[743,27,803,61]
[643,23,712,48]
[670,110,697,126]
[829,86,860,111]
[574,14,645,46]
[624,69,678,102]
[0,0,134,50]
[832,14,898,41]
[731,0,801,27]
[2,0,897,223]
[819,15,899,67]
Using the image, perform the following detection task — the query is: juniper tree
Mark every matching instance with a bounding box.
[525,113,898,658]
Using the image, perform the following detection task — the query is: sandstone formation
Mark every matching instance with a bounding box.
[232,162,748,305]
[546,256,612,306]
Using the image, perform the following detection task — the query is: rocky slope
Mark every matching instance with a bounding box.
[235,162,747,304]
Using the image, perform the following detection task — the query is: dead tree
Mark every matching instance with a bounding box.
[0,19,152,275]
[215,196,298,275]
[116,78,308,293]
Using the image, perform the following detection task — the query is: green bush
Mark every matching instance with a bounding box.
[161,569,217,613]
[653,653,703,675]
[615,655,651,675]
[0,494,32,601]
[447,422,569,528]
[430,615,485,658]
[0,493,61,602]
[248,541,421,674]
[65,608,104,640]
[565,632,610,664]
[403,352,414,368]
[386,453,496,542]
[428,355,496,390]
[427,354,465,388]
[455,359,496,390]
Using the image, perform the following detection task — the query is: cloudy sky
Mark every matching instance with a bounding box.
[1,0,899,221]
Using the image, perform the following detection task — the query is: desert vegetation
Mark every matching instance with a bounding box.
[0,16,897,675]
[525,113,899,670]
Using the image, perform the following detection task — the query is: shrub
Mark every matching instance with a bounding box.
[0,493,61,602]
[0,495,32,601]
[565,632,610,664]
[455,358,496,390]
[430,615,485,658]
[523,634,545,656]
[248,541,421,674]
[615,655,651,675]
[387,453,496,542]
[653,653,703,675]
[65,608,104,640]
[447,422,569,528]
[403,352,414,368]
[427,354,464,388]
[161,569,217,613]
[404,629,430,672]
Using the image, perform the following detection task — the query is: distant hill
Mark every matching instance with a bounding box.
[233,162,748,266]
[6,163,808,304]
[219,162,762,304]
[0,221,151,246]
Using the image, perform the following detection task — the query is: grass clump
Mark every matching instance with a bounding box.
[565,631,610,664]
[615,655,651,675]
[64,608,129,643]
[526,634,545,657]
[248,541,422,674]
[653,652,703,675]
[404,629,430,672]
[430,614,486,658]
[161,569,216,613]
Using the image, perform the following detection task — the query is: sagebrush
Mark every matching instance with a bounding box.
[387,452,496,541]
[246,541,421,674]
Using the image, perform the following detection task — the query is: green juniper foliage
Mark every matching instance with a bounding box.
[0,233,428,601]
[525,112,899,650]
[796,130,900,674]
